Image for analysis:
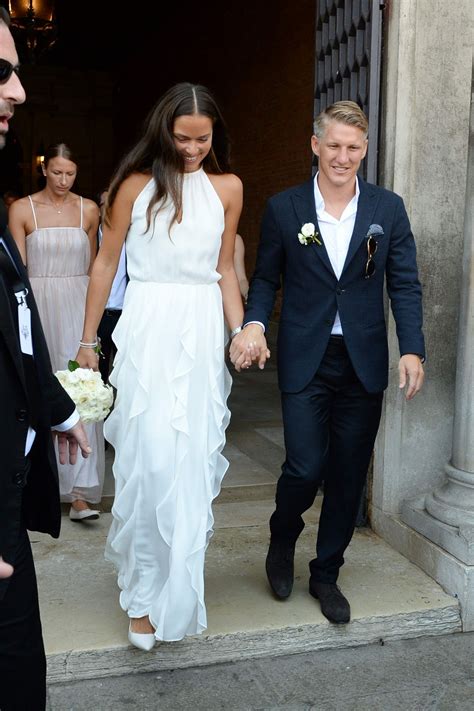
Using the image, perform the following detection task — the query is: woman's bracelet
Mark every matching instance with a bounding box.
[79,340,98,349]
[230,326,243,339]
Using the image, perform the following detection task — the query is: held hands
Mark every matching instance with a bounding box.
[229,324,270,371]
[399,354,424,400]
[54,421,92,465]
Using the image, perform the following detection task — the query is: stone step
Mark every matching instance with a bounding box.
[33,500,461,684]
[86,482,278,514]
[62,432,284,514]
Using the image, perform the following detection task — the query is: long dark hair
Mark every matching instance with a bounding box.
[106,83,231,229]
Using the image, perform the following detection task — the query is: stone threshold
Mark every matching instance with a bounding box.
[47,606,460,684]
[34,500,461,685]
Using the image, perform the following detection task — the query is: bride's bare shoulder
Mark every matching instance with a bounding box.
[208,172,242,191]
[108,173,152,219]
[120,172,152,200]
[206,172,242,209]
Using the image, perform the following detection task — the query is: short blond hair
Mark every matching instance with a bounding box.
[313,101,368,139]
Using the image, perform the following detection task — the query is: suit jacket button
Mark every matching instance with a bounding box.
[16,408,28,422]
[336,287,344,295]
[14,471,25,487]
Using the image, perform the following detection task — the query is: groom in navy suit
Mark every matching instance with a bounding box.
[230,101,425,624]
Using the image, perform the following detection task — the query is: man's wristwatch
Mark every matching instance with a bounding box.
[230,326,242,339]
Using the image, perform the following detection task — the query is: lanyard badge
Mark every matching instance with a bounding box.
[15,287,33,356]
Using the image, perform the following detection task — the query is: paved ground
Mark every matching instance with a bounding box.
[47,632,474,710]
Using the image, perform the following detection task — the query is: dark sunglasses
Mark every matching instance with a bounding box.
[365,235,378,278]
[0,58,20,84]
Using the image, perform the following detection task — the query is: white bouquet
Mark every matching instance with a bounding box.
[55,366,114,423]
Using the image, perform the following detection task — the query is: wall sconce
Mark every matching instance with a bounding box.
[9,1,57,64]
[35,140,44,173]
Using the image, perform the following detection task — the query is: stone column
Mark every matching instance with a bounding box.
[424,154,474,529]
[401,61,474,622]
[370,0,474,631]
[429,64,474,534]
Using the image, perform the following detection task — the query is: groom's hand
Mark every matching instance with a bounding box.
[399,354,424,400]
[230,324,270,371]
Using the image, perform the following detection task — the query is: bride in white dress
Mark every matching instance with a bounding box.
[77,83,245,650]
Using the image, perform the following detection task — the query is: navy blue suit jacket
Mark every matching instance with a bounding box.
[244,177,425,394]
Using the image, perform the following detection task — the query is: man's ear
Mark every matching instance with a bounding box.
[311,135,320,158]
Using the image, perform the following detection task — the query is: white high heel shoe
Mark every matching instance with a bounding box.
[128,622,156,652]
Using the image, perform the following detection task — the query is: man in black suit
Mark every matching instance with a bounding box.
[230,101,425,624]
[0,10,90,709]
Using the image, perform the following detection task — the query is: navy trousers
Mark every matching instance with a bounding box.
[270,336,383,583]
[0,527,46,711]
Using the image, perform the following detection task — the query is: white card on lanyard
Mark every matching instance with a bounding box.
[16,288,33,356]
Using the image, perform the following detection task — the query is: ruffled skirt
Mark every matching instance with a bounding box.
[104,280,231,641]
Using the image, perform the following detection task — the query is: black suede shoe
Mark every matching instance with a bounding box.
[265,539,295,599]
[309,581,351,624]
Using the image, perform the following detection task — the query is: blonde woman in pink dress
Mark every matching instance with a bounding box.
[9,142,104,521]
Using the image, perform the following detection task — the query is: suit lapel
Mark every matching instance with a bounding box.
[341,178,380,275]
[0,275,28,395]
[0,230,29,396]
[291,179,335,278]
[2,229,30,286]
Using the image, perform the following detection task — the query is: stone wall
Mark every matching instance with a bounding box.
[373,0,473,514]
[372,0,473,629]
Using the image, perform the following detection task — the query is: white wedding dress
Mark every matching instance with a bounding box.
[104,168,231,641]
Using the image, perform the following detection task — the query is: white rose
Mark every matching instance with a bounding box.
[54,368,114,423]
[301,223,315,238]
[298,233,307,244]
[55,372,66,387]
[78,368,94,382]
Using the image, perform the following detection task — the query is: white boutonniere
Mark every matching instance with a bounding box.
[298,222,321,246]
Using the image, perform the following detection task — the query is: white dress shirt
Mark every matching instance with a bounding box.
[314,173,360,335]
[98,225,127,310]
